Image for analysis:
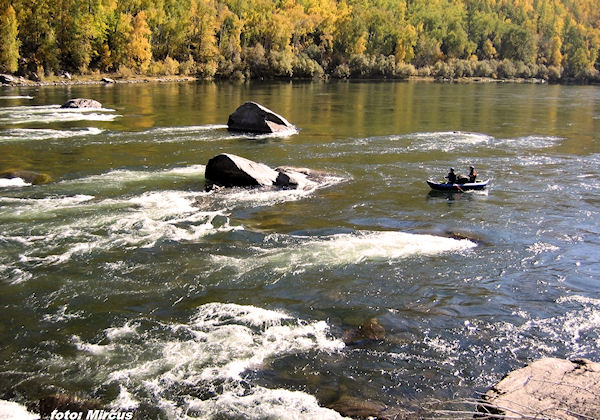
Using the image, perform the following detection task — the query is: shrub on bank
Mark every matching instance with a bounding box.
[332,63,350,79]
[395,63,417,78]
[292,54,324,79]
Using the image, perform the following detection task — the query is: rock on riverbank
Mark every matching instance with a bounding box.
[478,357,600,419]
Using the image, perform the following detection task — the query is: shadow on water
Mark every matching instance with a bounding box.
[426,189,476,201]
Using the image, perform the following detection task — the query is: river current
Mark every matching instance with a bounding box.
[1,81,599,418]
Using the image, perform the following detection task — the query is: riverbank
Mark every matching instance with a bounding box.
[0,74,197,87]
[0,73,556,88]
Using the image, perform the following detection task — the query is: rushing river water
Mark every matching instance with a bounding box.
[1,80,599,418]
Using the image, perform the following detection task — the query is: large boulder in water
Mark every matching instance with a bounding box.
[205,153,280,187]
[227,102,295,134]
[0,169,52,185]
[61,98,102,109]
[478,358,600,419]
[205,154,324,189]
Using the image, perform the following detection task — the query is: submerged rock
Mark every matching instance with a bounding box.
[478,357,600,419]
[205,154,325,190]
[227,101,295,134]
[343,318,386,345]
[39,394,103,418]
[0,169,53,185]
[326,395,409,420]
[61,98,102,109]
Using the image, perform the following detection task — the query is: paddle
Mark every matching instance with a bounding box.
[454,183,464,192]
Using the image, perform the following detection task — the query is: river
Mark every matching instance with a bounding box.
[1,80,599,418]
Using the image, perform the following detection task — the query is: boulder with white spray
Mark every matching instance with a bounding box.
[205,154,327,190]
[227,102,295,134]
[61,98,102,109]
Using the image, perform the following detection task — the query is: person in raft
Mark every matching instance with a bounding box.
[468,166,477,183]
[446,168,457,183]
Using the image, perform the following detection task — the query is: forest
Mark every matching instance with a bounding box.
[0,0,599,82]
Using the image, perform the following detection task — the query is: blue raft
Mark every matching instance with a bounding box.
[427,179,489,192]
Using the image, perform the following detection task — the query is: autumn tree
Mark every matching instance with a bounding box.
[0,3,19,73]
[128,11,152,72]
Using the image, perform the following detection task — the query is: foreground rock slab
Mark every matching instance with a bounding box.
[479,357,600,419]
[227,101,295,134]
[61,98,102,109]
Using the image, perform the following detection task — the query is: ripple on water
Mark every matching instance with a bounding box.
[0,105,119,125]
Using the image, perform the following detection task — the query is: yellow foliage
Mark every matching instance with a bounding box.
[129,11,152,73]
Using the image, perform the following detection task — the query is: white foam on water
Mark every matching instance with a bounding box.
[111,386,140,410]
[59,165,206,191]
[3,190,237,268]
[103,124,234,145]
[42,305,85,323]
[149,124,228,133]
[214,231,477,276]
[496,135,563,149]
[186,385,348,420]
[0,127,104,142]
[526,242,560,254]
[225,124,300,140]
[216,174,346,210]
[484,295,600,358]
[398,131,493,152]
[0,104,119,124]
[73,335,116,356]
[0,194,95,217]
[390,131,561,153]
[0,95,34,99]
[0,178,30,188]
[3,267,33,285]
[71,303,343,418]
[0,400,37,420]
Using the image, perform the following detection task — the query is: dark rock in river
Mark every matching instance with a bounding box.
[205,154,325,190]
[205,153,279,187]
[343,318,386,345]
[227,101,295,134]
[39,394,103,418]
[101,77,115,84]
[0,169,52,185]
[326,395,409,420]
[61,98,102,109]
[478,357,600,419]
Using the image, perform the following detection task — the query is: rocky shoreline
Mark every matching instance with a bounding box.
[0,73,556,88]
[0,74,197,87]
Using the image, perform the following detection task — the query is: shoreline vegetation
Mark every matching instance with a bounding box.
[1,0,599,85]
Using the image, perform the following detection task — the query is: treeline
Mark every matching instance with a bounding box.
[0,0,599,82]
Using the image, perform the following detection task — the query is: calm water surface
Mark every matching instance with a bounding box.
[1,81,600,418]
